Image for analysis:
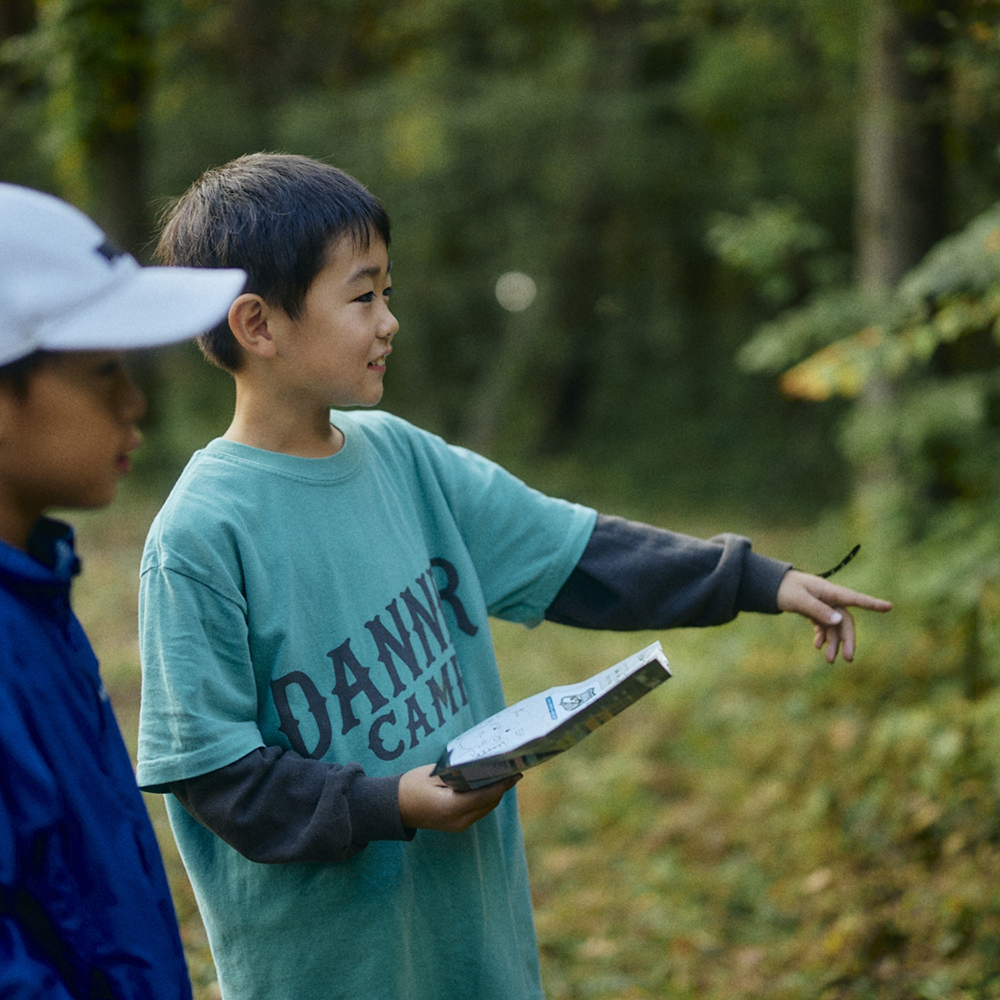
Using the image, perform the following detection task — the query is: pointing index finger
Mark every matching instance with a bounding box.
[816,580,892,612]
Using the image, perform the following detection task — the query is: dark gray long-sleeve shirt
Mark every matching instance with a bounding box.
[169,514,791,863]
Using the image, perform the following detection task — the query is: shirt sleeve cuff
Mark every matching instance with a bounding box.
[345,774,415,844]
[736,551,791,614]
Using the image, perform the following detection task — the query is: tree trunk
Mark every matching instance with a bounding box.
[852,0,949,547]
[462,0,645,457]
[538,0,646,456]
[854,0,947,294]
[0,0,33,39]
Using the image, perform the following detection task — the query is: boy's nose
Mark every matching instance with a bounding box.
[119,374,147,423]
[381,307,400,340]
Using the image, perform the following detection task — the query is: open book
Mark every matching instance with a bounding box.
[433,641,671,791]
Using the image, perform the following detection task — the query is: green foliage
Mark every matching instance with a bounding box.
[5,0,1000,519]
[710,0,1000,699]
[71,503,1000,999]
[746,205,1000,391]
[0,3,49,188]
[3,0,151,208]
[731,200,1000,663]
[706,200,842,311]
[3,0,885,516]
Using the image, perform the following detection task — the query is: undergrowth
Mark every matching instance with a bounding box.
[66,493,1000,999]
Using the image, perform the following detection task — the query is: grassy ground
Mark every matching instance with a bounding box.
[68,491,1000,1000]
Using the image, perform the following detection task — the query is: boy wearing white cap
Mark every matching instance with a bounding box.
[0,183,244,998]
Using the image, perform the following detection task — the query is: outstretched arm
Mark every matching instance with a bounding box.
[546,514,790,630]
[776,569,892,664]
[545,514,892,662]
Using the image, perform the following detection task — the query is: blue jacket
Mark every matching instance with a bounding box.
[0,519,191,999]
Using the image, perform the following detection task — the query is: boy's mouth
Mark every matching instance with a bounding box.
[117,429,143,473]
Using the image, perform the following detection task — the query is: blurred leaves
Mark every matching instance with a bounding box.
[490,603,1000,1000]
[2,0,152,209]
[2,0,899,514]
[704,3,1000,726]
[730,196,1000,644]
[755,204,1000,402]
[707,200,839,310]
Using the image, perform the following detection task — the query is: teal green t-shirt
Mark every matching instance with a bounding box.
[137,409,596,1000]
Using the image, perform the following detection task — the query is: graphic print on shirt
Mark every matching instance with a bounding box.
[270,557,479,762]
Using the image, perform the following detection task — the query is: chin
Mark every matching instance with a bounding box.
[80,483,120,509]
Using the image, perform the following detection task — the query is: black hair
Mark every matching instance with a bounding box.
[0,350,49,397]
[156,153,391,372]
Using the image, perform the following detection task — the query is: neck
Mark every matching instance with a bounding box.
[224,379,344,458]
[0,501,40,552]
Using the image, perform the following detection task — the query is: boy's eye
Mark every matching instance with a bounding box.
[354,288,392,304]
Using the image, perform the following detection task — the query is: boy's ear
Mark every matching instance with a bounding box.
[228,293,277,359]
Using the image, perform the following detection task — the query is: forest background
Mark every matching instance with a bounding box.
[6,0,1000,997]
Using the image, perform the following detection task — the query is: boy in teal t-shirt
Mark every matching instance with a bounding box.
[137,153,891,1000]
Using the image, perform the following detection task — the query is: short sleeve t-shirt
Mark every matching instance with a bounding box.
[137,409,596,1000]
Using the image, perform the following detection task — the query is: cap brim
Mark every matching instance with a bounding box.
[41,265,246,353]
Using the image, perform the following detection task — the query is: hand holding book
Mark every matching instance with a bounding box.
[433,641,671,791]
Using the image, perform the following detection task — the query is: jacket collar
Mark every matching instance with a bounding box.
[0,517,81,611]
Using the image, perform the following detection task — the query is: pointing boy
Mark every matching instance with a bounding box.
[138,153,891,1000]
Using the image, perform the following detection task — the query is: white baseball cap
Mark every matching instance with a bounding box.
[0,183,246,366]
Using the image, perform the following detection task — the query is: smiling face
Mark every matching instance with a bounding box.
[0,351,145,548]
[275,233,398,411]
